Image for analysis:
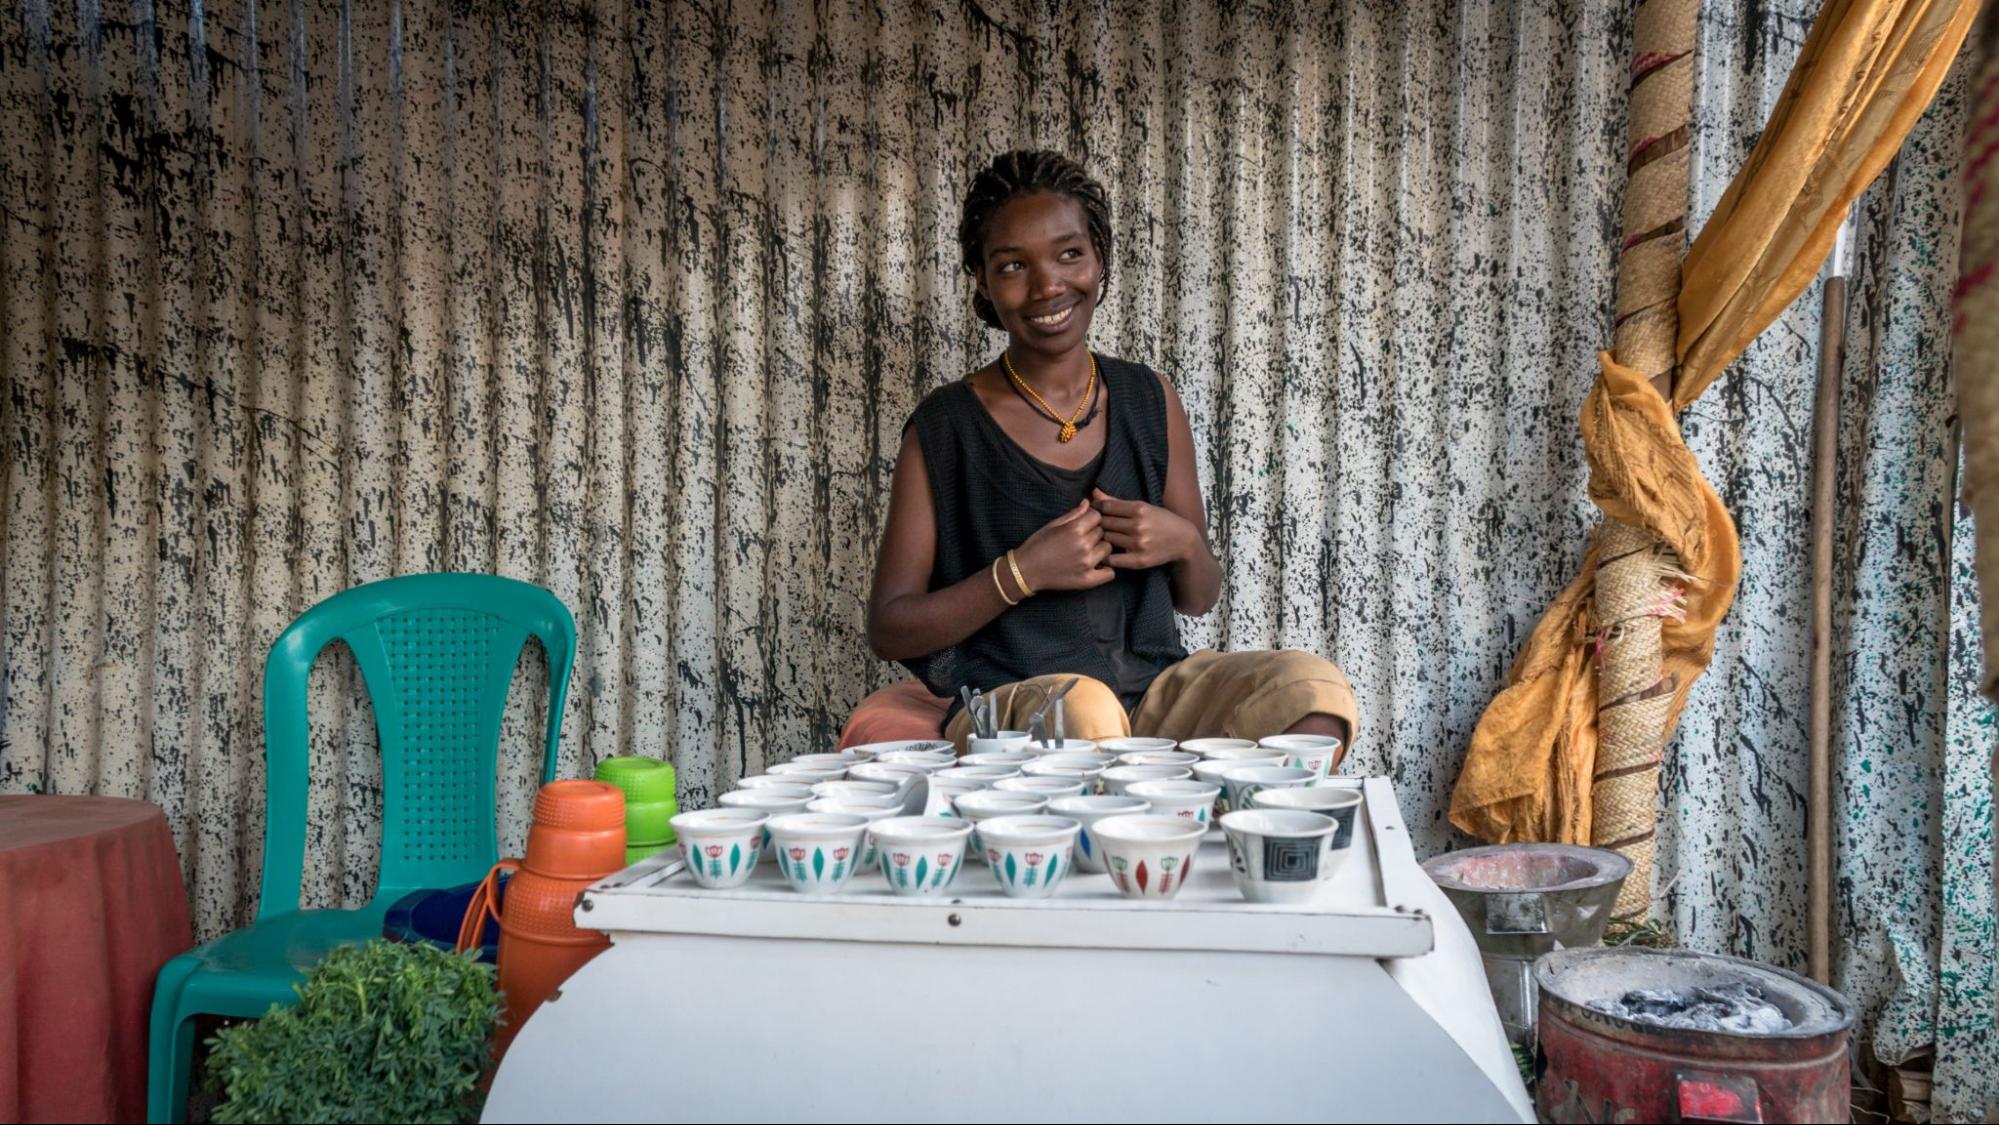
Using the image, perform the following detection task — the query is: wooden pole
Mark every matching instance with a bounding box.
[1807,210,1855,985]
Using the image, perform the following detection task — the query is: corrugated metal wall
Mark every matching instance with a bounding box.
[0,0,1989,1112]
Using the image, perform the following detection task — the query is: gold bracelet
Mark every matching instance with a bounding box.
[1006,550,1034,597]
[991,558,1019,606]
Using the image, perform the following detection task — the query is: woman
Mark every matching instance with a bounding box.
[866,150,1356,759]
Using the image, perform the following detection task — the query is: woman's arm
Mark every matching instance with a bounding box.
[866,431,1013,661]
[1157,374,1222,615]
[866,429,1116,662]
[1094,373,1222,616]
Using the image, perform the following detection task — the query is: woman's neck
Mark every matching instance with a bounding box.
[1005,341,1093,399]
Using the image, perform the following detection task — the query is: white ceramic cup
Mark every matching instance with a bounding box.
[805,799,900,869]
[1024,737,1098,756]
[846,763,920,791]
[1191,752,1284,813]
[1220,765,1316,815]
[1220,808,1339,903]
[1100,764,1194,796]
[960,751,1037,770]
[876,750,957,773]
[870,816,974,896]
[719,788,814,815]
[939,764,1023,782]
[808,790,901,814]
[1126,779,1223,830]
[720,788,816,863]
[790,752,861,770]
[1197,747,1288,767]
[1090,814,1208,899]
[925,770,995,817]
[967,730,1032,756]
[810,779,900,801]
[851,739,955,757]
[1098,736,1179,756]
[669,808,769,889]
[1048,794,1153,873]
[976,815,1083,899]
[994,775,1090,800]
[1035,751,1119,770]
[767,761,849,783]
[1181,737,1260,757]
[1116,750,1202,768]
[766,813,871,896]
[951,790,1050,863]
[728,778,816,796]
[1256,733,1344,781]
[1021,760,1107,794]
[1250,785,1364,875]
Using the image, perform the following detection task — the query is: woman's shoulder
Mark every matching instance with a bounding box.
[901,377,981,448]
[906,377,974,419]
[1095,352,1173,415]
[1097,350,1169,385]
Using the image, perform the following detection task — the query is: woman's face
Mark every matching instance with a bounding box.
[976,191,1102,355]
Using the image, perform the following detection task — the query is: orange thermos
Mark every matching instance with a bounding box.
[460,779,625,1057]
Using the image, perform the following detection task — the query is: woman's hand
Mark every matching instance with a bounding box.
[1014,500,1117,592]
[1092,488,1197,570]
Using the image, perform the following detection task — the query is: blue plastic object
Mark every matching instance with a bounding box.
[146,573,575,1123]
[384,878,506,963]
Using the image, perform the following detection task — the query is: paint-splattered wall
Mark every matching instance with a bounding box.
[0,0,1990,1114]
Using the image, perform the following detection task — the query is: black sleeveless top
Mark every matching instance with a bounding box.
[900,353,1188,711]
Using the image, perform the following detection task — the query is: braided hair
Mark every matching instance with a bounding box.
[958,150,1113,330]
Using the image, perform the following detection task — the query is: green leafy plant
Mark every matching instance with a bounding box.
[205,939,501,1124]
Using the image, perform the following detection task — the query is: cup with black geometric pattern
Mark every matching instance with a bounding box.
[1250,785,1364,880]
[1220,809,1338,905]
[1219,765,1316,816]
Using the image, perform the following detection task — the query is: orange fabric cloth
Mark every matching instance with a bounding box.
[1451,0,1979,843]
[837,680,951,747]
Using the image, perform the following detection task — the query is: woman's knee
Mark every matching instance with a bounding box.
[1264,649,1347,688]
[1010,674,1126,740]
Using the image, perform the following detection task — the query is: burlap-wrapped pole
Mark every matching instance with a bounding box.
[1591,0,1699,919]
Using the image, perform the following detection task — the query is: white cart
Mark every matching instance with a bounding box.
[482,778,1532,1123]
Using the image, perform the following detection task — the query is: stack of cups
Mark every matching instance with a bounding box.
[595,755,679,863]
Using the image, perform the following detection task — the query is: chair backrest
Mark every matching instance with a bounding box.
[256,574,576,920]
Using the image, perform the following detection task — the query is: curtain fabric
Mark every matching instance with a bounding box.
[1450,0,1977,847]
[0,0,1989,1113]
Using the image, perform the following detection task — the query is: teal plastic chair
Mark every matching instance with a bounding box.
[146,573,576,1123]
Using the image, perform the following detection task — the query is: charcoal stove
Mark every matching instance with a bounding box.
[1421,843,1630,1046]
[1534,947,1856,1124]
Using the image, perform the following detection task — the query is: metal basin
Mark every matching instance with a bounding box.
[1423,843,1631,957]
[1421,843,1632,1046]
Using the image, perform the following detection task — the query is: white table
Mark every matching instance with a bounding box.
[483,778,1532,1123]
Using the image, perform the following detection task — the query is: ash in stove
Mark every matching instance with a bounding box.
[1587,982,1793,1034]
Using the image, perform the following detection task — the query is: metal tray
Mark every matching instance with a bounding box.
[578,777,1435,959]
